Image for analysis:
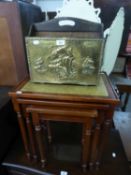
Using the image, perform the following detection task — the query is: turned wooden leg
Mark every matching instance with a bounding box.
[82,119,92,172]
[89,118,100,170]
[96,109,114,169]
[26,112,37,161]
[46,121,52,143]
[32,112,46,168]
[17,111,31,160]
[41,120,52,144]
[96,119,111,169]
[89,111,104,170]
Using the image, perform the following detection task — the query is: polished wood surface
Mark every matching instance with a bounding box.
[0,2,28,86]
[9,73,119,172]
[0,1,43,86]
[26,106,97,170]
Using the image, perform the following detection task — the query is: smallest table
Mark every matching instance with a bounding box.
[9,73,119,171]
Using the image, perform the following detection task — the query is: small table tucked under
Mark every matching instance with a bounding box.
[9,73,119,171]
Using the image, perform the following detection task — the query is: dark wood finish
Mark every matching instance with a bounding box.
[30,17,103,35]
[0,1,43,86]
[25,110,37,160]
[89,111,104,170]
[0,2,27,86]
[9,73,119,171]
[32,112,47,168]
[26,106,97,171]
[46,121,52,143]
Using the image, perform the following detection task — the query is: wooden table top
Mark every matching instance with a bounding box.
[9,73,119,105]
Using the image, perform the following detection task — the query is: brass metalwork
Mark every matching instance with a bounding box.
[26,37,104,85]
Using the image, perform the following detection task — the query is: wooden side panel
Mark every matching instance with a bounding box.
[0,17,17,85]
[0,2,28,86]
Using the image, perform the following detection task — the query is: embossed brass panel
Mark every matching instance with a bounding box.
[26,37,104,85]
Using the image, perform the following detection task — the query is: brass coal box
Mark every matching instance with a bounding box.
[26,36,104,85]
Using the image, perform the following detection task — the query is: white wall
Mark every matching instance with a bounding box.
[33,0,63,12]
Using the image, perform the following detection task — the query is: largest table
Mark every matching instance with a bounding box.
[9,73,119,171]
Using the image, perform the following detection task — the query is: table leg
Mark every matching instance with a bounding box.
[89,119,100,170]
[41,119,52,144]
[32,112,46,168]
[89,111,104,170]
[17,111,31,160]
[46,121,52,143]
[82,119,92,172]
[11,98,31,160]
[96,109,114,169]
[26,111,37,161]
